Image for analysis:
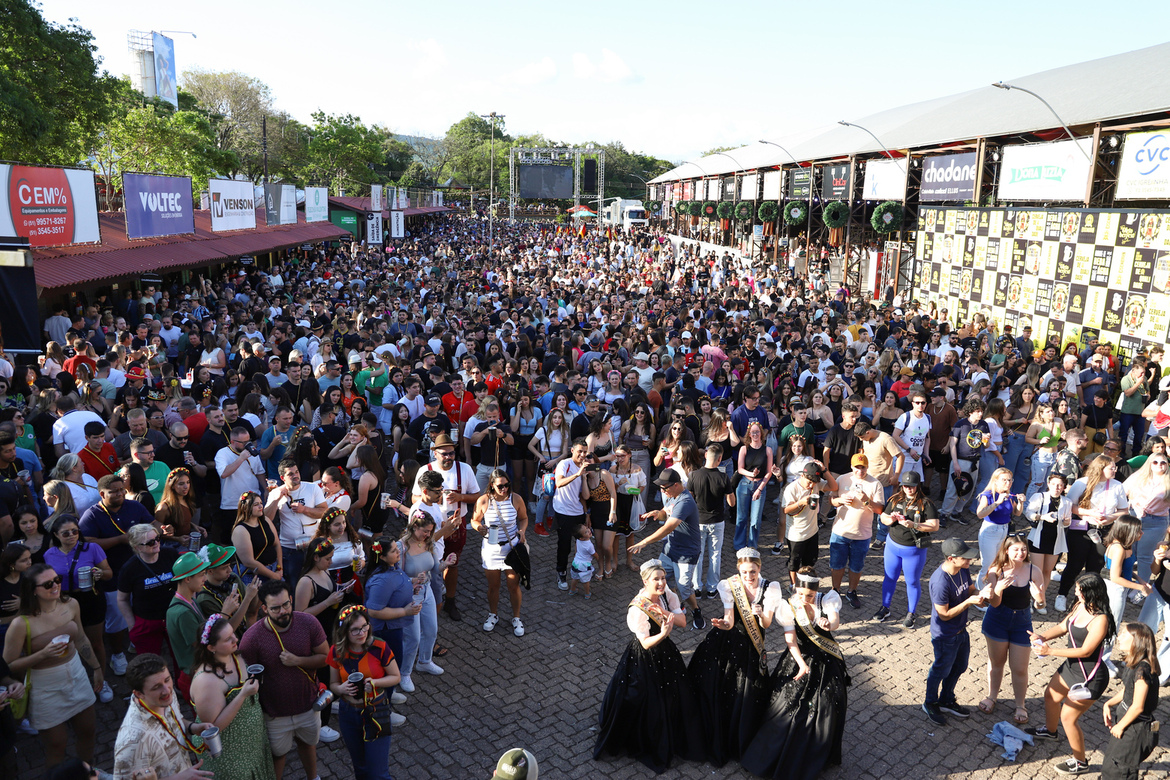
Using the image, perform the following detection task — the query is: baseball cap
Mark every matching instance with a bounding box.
[653,468,682,488]
[424,394,442,406]
[940,538,979,559]
[930,388,946,397]
[851,453,869,468]
[492,748,538,780]
[802,462,822,478]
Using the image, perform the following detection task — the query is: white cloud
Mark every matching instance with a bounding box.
[508,57,557,86]
[404,39,447,76]
[572,49,636,83]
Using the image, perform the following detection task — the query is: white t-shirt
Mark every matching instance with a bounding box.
[782,479,823,542]
[410,461,478,520]
[265,482,327,547]
[552,459,585,516]
[52,410,108,455]
[531,427,566,461]
[832,473,884,540]
[214,446,265,510]
[572,538,596,571]
[893,411,932,462]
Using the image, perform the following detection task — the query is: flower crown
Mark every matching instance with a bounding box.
[200,613,228,645]
[338,604,367,624]
[170,467,190,478]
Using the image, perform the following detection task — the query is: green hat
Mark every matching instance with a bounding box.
[492,749,538,780]
[204,543,237,569]
[172,552,211,581]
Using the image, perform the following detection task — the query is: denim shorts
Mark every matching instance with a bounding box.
[828,534,871,573]
[981,605,1033,647]
[659,553,698,600]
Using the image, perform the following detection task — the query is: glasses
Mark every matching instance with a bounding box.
[173,435,189,441]
[912,400,927,405]
[1152,461,1169,467]
[138,537,160,547]
[348,624,370,636]
[37,576,63,589]
[58,527,80,537]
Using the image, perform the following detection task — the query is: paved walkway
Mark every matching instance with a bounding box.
[13,499,1170,779]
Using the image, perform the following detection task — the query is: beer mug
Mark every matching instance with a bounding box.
[77,566,94,590]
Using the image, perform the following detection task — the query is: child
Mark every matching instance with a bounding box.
[1101,622,1161,780]
[569,524,598,598]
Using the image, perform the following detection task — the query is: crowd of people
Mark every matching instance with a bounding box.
[0,210,1168,779]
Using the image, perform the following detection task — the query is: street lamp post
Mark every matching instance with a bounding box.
[709,151,749,255]
[838,120,906,300]
[480,112,505,249]
[760,139,819,262]
[991,82,1092,162]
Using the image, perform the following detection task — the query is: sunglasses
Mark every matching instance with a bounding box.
[494,482,511,490]
[37,575,63,589]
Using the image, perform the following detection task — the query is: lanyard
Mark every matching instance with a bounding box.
[134,694,205,754]
[266,617,320,687]
[98,503,128,534]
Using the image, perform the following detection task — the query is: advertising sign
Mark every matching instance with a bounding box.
[822,164,850,200]
[370,184,383,212]
[1117,130,1170,200]
[762,171,782,201]
[920,152,977,202]
[389,211,405,239]
[997,139,1094,202]
[0,164,100,247]
[304,187,328,222]
[264,184,296,226]
[740,173,759,200]
[330,211,357,235]
[862,159,907,201]
[123,173,194,240]
[367,212,383,244]
[787,169,811,199]
[209,179,257,232]
[152,33,178,108]
[693,180,707,201]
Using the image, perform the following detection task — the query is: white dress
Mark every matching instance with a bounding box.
[481,497,519,571]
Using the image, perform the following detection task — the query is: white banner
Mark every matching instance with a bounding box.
[694,180,707,201]
[367,212,383,244]
[1117,130,1170,200]
[370,184,383,212]
[708,180,721,200]
[304,187,328,222]
[762,171,782,201]
[390,210,405,238]
[861,159,907,201]
[740,173,759,200]
[997,139,1093,202]
[396,188,408,209]
[438,191,444,207]
[209,179,256,231]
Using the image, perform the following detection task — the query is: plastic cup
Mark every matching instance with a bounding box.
[380,493,391,509]
[200,725,223,757]
[17,470,30,482]
[247,663,265,682]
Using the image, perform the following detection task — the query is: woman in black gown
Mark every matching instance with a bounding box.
[742,565,850,780]
[688,547,783,766]
[594,559,705,774]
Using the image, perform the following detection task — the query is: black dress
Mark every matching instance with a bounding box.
[594,593,706,774]
[742,599,851,780]
[687,579,774,767]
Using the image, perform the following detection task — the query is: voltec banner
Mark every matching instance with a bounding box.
[920,152,977,202]
[209,179,256,232]
[264,184,296,226]
[124,173,194,240]
[367,212,383,244]
[304,187,328,222]
[370,184,383,212]
[862,159,907,201]
[390,211,405,238]
[997,139,1093,202]
[1117,130,1170,200]
[0,164,100,247]
[822,164,850,200]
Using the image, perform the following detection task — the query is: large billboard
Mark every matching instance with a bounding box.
[822,164,850,200]
[862,159,907,201]
[264,184,296,226]
[304,187,328,222]
[209,179,256,232]
[920,152,977,202]
[997,139,1093,202]
[152,33,178,108]
[517,165,573,199]
[914,206,1170,367]
[0,164,100,247]
[1117,130,1170,200]
[124,173,194,240]
[787,169,811,199]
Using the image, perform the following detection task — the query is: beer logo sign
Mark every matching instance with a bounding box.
[1062,212,1080,241]
[1007,276,1023,308]
[1124,295,1147,330]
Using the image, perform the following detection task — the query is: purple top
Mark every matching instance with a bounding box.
[44,542,108,592]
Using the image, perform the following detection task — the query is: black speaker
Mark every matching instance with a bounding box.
[583,159,597,191]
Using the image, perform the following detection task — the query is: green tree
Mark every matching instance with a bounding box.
[180,68,273,181]
[296,112,384,195]
[396,160,430,188]
[701,145,737,157]
[444,113,511,191]
[0,0,119,165]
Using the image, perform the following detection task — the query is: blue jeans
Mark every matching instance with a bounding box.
[734,478,765,550]
[1133,512,1170,590]
[400,583,436,678]
[829,534,871,573]
[337,701,393,780]
[925,631,971,705]
[973,449,1001,498]
[1138,588,1170,684]
[282,547,304,590]
[698,522,725,591]
[875,484,896,542]
[1026,451,1055,501]
[1001,433,1032,495]
[374,627,404,698]
[1118,412,1148,457]
[881,538,929,612]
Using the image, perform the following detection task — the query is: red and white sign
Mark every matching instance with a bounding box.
[0,164,100,247]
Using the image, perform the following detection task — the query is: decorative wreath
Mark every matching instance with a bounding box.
[783,200,808,226]
[757,201,779,222]
[702,201,718,218]
[646,200,661,212]
[717,201,734,220]
[823,200,849,229]
[674,200,689,214]
[735,201,754,221]
[871,201,904,234]
[689,201,703,216]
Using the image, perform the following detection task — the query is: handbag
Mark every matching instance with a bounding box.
[1066,616,1103,701]
[9,616,31,719]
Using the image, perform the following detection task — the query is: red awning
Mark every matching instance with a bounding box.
[328,196,452,219]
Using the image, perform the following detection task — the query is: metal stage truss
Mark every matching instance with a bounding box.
[509,147,604,223]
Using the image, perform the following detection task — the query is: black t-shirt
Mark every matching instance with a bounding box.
[407,413,452,461]
[1120,661,1159,721]
[473,421,512,467]
[314,424,346,470]
[823,423,860,475]
[200,427,231,493]
[885,495,938,547]
[688,467,732,524]
[570,413,595,441]
[117,548,180,620]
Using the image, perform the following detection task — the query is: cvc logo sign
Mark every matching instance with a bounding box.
[1135,133,1170,176]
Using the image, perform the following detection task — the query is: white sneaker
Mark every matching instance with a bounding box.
[110,652,128,676]
[512,617,525,637]
[1055,595,1067,612]
[1050,571,1061,582]
[483,613,499,632]
[399,675,415,693]
[415,660,444,676]
[18,718,37,735]
[390,712,406,727]
[99,680,114,703]
[1035,602,1048,616]
[319,725,341,743]
[391,691,407,705]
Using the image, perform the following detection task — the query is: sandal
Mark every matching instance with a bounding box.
[1013,707,1029,725]
[604,569,615,580]
[432,643,449,658]
[978,697,995,714]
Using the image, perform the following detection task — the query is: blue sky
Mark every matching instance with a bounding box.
[37,0,1170,162]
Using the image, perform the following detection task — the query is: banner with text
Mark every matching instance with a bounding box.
[0,164,100,247]
[367,212,383,244]
[787,169,811,199]
[862,159,907,201]
[920,152,977,202]
[209,179,256,232]
[370,184,383,212]
[123,173,194,239]
[997,139,1093,202]
[264,184,297,226]
[304,187,328,222]
[1117,130,1170,200]
[822,164,850,200]
[390,210,405,238]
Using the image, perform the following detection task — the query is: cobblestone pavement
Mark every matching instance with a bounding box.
[13,495,1170,779]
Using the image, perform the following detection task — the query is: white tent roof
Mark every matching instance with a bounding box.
[652,42,1170,184]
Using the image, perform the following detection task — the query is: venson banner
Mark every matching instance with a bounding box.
[123,173,194,239]
[0,164,100,247]
[209,179,256,231]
